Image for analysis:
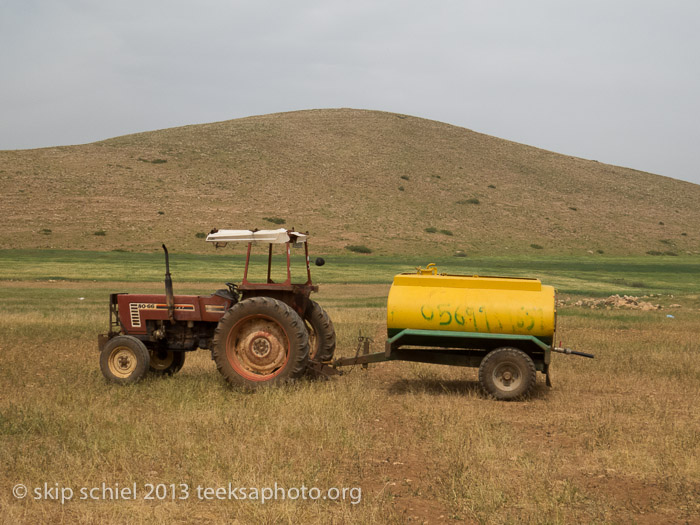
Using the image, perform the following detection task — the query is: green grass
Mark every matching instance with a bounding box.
[1,249,699,296]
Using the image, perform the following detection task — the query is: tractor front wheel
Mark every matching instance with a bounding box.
[212,297,309,388]
[478,347,536,400]
[100,335,150,384]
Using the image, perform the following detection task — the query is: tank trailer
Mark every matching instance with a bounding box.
[98,229,592,400]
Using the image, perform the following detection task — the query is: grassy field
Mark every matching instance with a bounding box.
[3,249,700,295]
[1,253,699,523]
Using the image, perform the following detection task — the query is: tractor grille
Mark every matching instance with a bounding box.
[130,303,141,327]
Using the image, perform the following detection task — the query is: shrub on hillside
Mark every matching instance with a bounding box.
[346,244,372,254]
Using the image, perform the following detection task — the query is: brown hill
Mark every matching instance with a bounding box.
[1,108,698,255]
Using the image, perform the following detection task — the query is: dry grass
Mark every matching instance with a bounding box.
[2,109,700,256]
[1,279,699,524]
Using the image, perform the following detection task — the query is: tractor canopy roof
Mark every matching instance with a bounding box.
[206,228,308,245]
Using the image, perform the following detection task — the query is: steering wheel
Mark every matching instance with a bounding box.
[225,282,240,299]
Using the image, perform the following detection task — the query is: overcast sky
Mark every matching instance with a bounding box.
[1,1,699,183]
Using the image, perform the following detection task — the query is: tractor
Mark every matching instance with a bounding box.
[99,229,594,400]
[97,228,335,387]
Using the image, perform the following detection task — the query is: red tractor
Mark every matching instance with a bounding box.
[98,229,335,387]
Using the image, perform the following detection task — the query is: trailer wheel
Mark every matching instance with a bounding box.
[100,335,150,384]
[478,347,536,400]
[212,297,309,388]
[149,349,186,375]
[304,300,336,361]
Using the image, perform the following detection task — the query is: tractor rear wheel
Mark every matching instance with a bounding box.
[478,347,536,400]
[100,335,150,384]
[149,349,186,375]
[304,300,336,361]
[212,297,309,388]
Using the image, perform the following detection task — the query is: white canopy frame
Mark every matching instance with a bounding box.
[206,228,312,287]
[206,228,307,245]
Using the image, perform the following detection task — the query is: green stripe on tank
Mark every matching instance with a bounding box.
[386,328,551,351]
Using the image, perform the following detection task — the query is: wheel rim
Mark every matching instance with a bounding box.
[491,361,523,392]
[150,349,175,370]
[108,346,138,379]
[226,315,291,381]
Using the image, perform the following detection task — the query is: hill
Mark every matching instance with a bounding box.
[1,108,698,256]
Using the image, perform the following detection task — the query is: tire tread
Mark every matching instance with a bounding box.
[305,300,336,361]
[478,346,536,401]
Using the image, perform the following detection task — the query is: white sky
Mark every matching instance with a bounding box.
[1,0,699,183]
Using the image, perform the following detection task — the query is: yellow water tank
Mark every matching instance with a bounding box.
[387,264,556,342]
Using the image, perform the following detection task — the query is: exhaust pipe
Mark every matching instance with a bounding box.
[162,244,175,323]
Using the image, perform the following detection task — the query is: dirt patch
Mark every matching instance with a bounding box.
[358,383,462,524]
